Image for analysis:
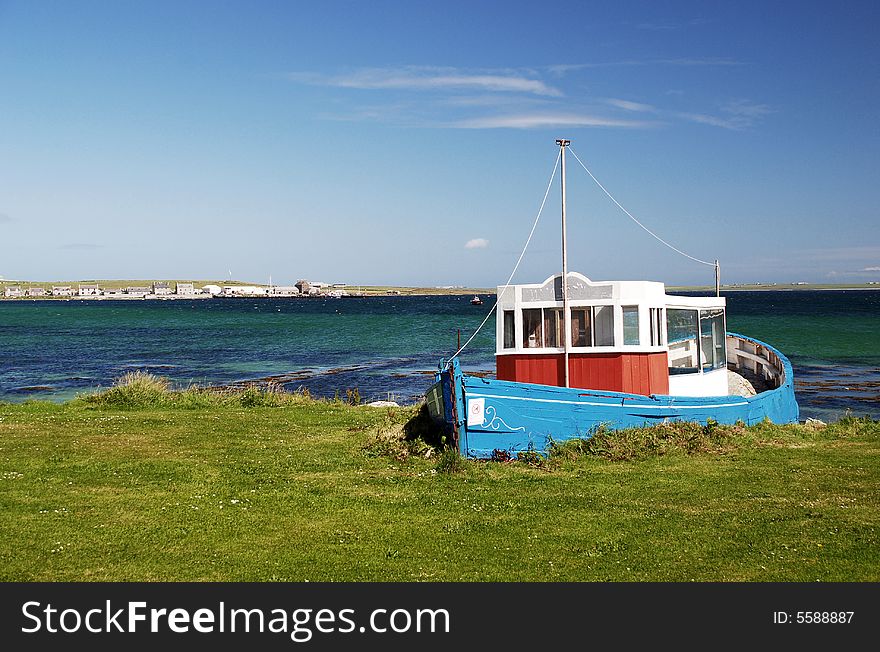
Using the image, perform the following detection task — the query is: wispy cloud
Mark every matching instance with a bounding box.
[455,113,655,129]
[0,213,13,224]
[788,247,880,276]
[677,100,773,130]
[465,238,489,249]
[654,57,742,66]
[722,99,773,119]
[290,66,562,97]
[676,112,742,129]
[288,65,767,132]
[605,98,655,112]
[547,58,742,76]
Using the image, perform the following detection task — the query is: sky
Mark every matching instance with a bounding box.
[1,0,878,287]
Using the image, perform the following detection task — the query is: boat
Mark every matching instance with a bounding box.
[470,295,483,305]
[426,139,799,459]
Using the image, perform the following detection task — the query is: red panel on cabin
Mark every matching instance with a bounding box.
[569,353,622,391]
[497,352,669,396]
[497,354,563,387]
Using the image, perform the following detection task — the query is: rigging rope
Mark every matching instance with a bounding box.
[447,149,561,364]
[568,146,717,267]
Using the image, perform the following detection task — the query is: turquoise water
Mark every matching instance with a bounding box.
[1,291,877,421]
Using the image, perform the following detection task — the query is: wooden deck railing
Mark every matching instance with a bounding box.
[726,334,786,390]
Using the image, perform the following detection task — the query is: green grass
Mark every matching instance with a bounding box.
[0,379,877,581]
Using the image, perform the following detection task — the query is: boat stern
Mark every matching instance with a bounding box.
[425,358,464,448]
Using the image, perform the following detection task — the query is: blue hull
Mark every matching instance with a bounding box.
[426,333,799,459]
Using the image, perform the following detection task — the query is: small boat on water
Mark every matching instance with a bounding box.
[470,295,483,305]
[427,140,799,459]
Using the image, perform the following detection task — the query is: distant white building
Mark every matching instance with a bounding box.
[202,284,222,295]
[4,286,23,298]
[125,286,151,297]
[152,282,172,296]
[175,282,196,295]
[223,285,266,296]
[25,287,46,297]
[268,285,300,296]
[102,288,124,297]
[52,286,73,297]
[78,284,100,296]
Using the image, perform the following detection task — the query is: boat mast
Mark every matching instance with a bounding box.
[714,259,720,297]
[557,138,571,388]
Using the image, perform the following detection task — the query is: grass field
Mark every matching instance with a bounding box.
[1,377,877,582]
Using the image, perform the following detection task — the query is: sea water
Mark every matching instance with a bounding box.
[1,291,877,421]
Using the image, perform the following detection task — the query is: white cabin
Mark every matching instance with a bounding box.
[495,272,728,397]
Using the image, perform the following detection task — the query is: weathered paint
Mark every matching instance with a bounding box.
[427,333,799,459]
[497,351,669,395]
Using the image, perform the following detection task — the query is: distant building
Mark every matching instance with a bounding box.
[125,286,151,296]
[78,284,100,296]
[4,286,23,298]
[202,284,222,295]
[152,282,172,296]
[222,285,266,296]
[268,285,300,296]
[175,282,196,295]
[295,280,311,295]
[102,288,124,297]
[25,287,46,297]
[51,286,73,297]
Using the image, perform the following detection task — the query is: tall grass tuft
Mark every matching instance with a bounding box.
[82,371,172,409]
[549,420,743,462]
[81,374,314,409]
[435,447,464,474]
[362,404,442,461]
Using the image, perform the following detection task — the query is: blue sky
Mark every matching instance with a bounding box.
[1,0,877,287]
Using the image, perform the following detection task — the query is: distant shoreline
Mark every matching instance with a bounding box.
[673,285,880,293]
[1,278,878,300]
[0,279,493,299]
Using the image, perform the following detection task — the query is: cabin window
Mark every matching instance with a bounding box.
[570,308,590,346]
[543,308,563,347]
[594,305,615,346]
[503,310,515,349]
[522,309,543,348]
[622,306,640,345]
[650,308,663,346]
[569,306,611,347]
[700,308,726,371]
[666,309,700,374]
